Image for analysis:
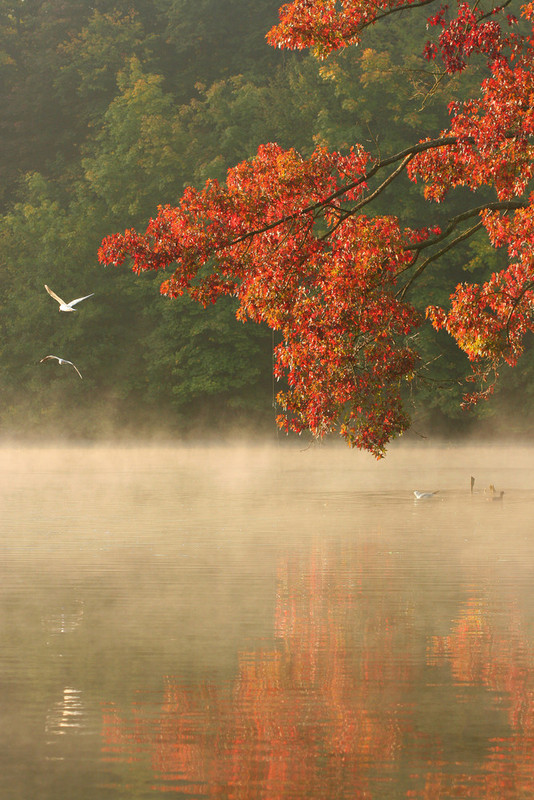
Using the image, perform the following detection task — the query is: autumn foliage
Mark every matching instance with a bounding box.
[99,0,534,456]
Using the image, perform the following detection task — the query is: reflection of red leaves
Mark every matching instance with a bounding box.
[428,596,534,800]
[100,546,409,797]
[101,548,534,799]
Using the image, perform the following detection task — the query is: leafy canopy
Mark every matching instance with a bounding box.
[99,0,534,456]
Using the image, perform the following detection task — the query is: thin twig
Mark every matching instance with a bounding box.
[320,154,414,239]
[215,135,464,251]
[403,200,527,257]
[397,220,485,300]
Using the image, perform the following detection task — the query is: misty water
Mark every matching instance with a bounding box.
[2,442,534,799]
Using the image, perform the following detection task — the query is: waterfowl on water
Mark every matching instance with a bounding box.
[472,477,503,498]
[413,490,439,500]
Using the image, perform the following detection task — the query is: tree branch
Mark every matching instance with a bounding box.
[478,0,513,22]
[219,135,463,251]
[397,220,485,301]
[357,0,438,32]
[393,199,528,300]
[320,153,415,240]
[406,200,527,254]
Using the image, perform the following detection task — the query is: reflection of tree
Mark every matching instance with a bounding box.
[426,599,534,799]
[101,544,534,798]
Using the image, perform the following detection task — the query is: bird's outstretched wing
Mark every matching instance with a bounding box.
[39,354,83,379]
[68,361,83,379]
[68,293,94,308]
[44,285,66,306]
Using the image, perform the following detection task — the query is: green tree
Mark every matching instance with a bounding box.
[159,0,283,98]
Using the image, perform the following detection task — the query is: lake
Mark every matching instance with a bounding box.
[1,441,534,799]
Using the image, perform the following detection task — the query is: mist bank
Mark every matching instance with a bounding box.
[2,413,534,460]
[1,439,534,502]
[1,381,533,452]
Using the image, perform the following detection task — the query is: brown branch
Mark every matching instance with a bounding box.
[397,220,485,300]
[405,200,527,255]
[478,0,513,22]
[320,153,415,240]
[359,0,438,31]
[217,135,463,252]
[392,199,528,299]
[416,68,449,111]
[328,198,527,299]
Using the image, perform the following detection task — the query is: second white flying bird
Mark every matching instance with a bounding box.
[39,355,83,379]
[45,284,94,312]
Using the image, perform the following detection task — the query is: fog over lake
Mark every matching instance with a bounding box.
[2,441,534,799]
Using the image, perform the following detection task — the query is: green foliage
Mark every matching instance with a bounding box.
[157,0,282,96]
[56,9,157,123]
[143,295,272,415]
[82,58,182,221]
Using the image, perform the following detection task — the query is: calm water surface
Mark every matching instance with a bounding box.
[2,442,534,799]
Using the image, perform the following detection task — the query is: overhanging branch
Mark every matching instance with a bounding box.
[396,199,528,299]
[217,135,463,251]
[357,0,437,33]
[406,199,527,254]
[397,220,485,300]
[320,153,415,240]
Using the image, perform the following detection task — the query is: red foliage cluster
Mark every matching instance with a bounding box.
[267,0,518,65]
[427,204,534,404]
[99,0,534,454]
[100,144,422,455]
[409,12,534,404]
[424,2,520,73]
[266,0,430,56]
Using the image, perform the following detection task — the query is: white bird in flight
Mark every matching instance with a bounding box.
[40,355,83,379]
[45,284,94,312]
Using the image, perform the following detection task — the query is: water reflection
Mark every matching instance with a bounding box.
[42,600,85,638]
[99,540,534,799]
[1,444,534,799]
[46,688,85,738]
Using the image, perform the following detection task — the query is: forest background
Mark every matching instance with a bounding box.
[1,0,531,442]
